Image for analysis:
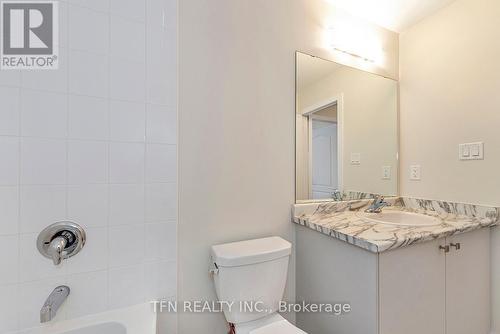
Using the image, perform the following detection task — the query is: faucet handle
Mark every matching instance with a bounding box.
[37,222,86,266]
[365,196,390,213]
[47,236,68,265]
[376,196,390,206]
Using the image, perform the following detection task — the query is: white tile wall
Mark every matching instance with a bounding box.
[0,284,18,332]
[67,185,108,227]
[146,104,177,144]
[109,100,146,142]
[110,16,146,62]
[146,144,176,183]
[146,183,177,222]
[68,95,109,140]
[0,0,177,332]
[110,0,146,22]
[108,264,146,309]
[21,47,69,93]
[0,235,19,285]
[110,58,146,102]
[20,138,67,185]
[68,50,109,97]
[109,184,145,225]
[0,137,19,185]
[67,140,108,184]
[20,90,68,138]
[0,186,19,235]
[65,271,108,318]
[19,186,67,233]
[0,86,20,135]
[109,142,145,183]
[68,6,109,54]
[108,225,145,266]
[66,0,109,13]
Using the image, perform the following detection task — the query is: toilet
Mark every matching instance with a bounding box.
[210,236,307,334]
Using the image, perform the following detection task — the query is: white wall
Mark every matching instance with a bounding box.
[0,0,177,332]
[399,0,500,331]
[178,0,398,332]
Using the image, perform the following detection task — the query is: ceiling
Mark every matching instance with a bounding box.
[326,0,457,32]
[297,53,341,90]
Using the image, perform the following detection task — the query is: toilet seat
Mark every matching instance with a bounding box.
[235,314,307,334]
[250,319,306,334]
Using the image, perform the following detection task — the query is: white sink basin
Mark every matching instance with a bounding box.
[357,210,441,227]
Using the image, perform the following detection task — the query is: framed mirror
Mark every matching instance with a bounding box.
[295,52,398,203]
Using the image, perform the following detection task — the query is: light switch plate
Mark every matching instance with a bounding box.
[382,166,391,180]
[410,165,421,181]
[459,142,484,160]
[459,144,470,158]
[350,153,361,165]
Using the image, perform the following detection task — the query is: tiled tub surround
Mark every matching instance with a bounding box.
[0,0,177,333]
[293,197,500,253]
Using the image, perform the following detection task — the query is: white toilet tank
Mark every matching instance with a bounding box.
[210,237,292,324]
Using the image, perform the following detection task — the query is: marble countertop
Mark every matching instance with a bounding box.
[293,197,500,253]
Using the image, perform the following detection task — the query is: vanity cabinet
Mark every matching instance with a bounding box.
[378,239,445,334]
[444,230,490,334]
[296,226,491,334]
[379,228,490,334]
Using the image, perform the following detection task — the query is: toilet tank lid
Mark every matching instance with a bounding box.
[211,237,291,267]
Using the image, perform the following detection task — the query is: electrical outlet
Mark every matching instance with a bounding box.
[350,153,361,165]
[410,165,421,181]
[382,166,391,180]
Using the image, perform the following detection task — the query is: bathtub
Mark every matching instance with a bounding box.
[16,303,156,334]
[63,323,127,334]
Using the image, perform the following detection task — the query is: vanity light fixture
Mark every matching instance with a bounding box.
[325,25,384,65]
[331,47,376,63]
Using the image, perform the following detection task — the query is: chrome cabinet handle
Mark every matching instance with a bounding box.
[450,242,461,250]
[439,245,450,253]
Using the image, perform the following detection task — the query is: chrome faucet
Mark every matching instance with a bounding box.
[365,196,390,213]
[47,232,72,265]
[40,286,70,323]
[37,222,86,266]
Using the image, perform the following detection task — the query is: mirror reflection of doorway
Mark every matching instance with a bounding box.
[311,118,338,199]
[295,51,398,203]
[303,97,343,201]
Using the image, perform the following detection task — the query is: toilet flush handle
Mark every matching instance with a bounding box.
[209,261,219,275]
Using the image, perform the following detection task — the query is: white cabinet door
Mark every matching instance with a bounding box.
[379,239,446,334]
[446,229,490,334]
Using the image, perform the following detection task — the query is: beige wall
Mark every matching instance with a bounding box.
[399,0,500,331]
[297,64,398,199]
[178,0,398,332]
[400,0,500,205]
